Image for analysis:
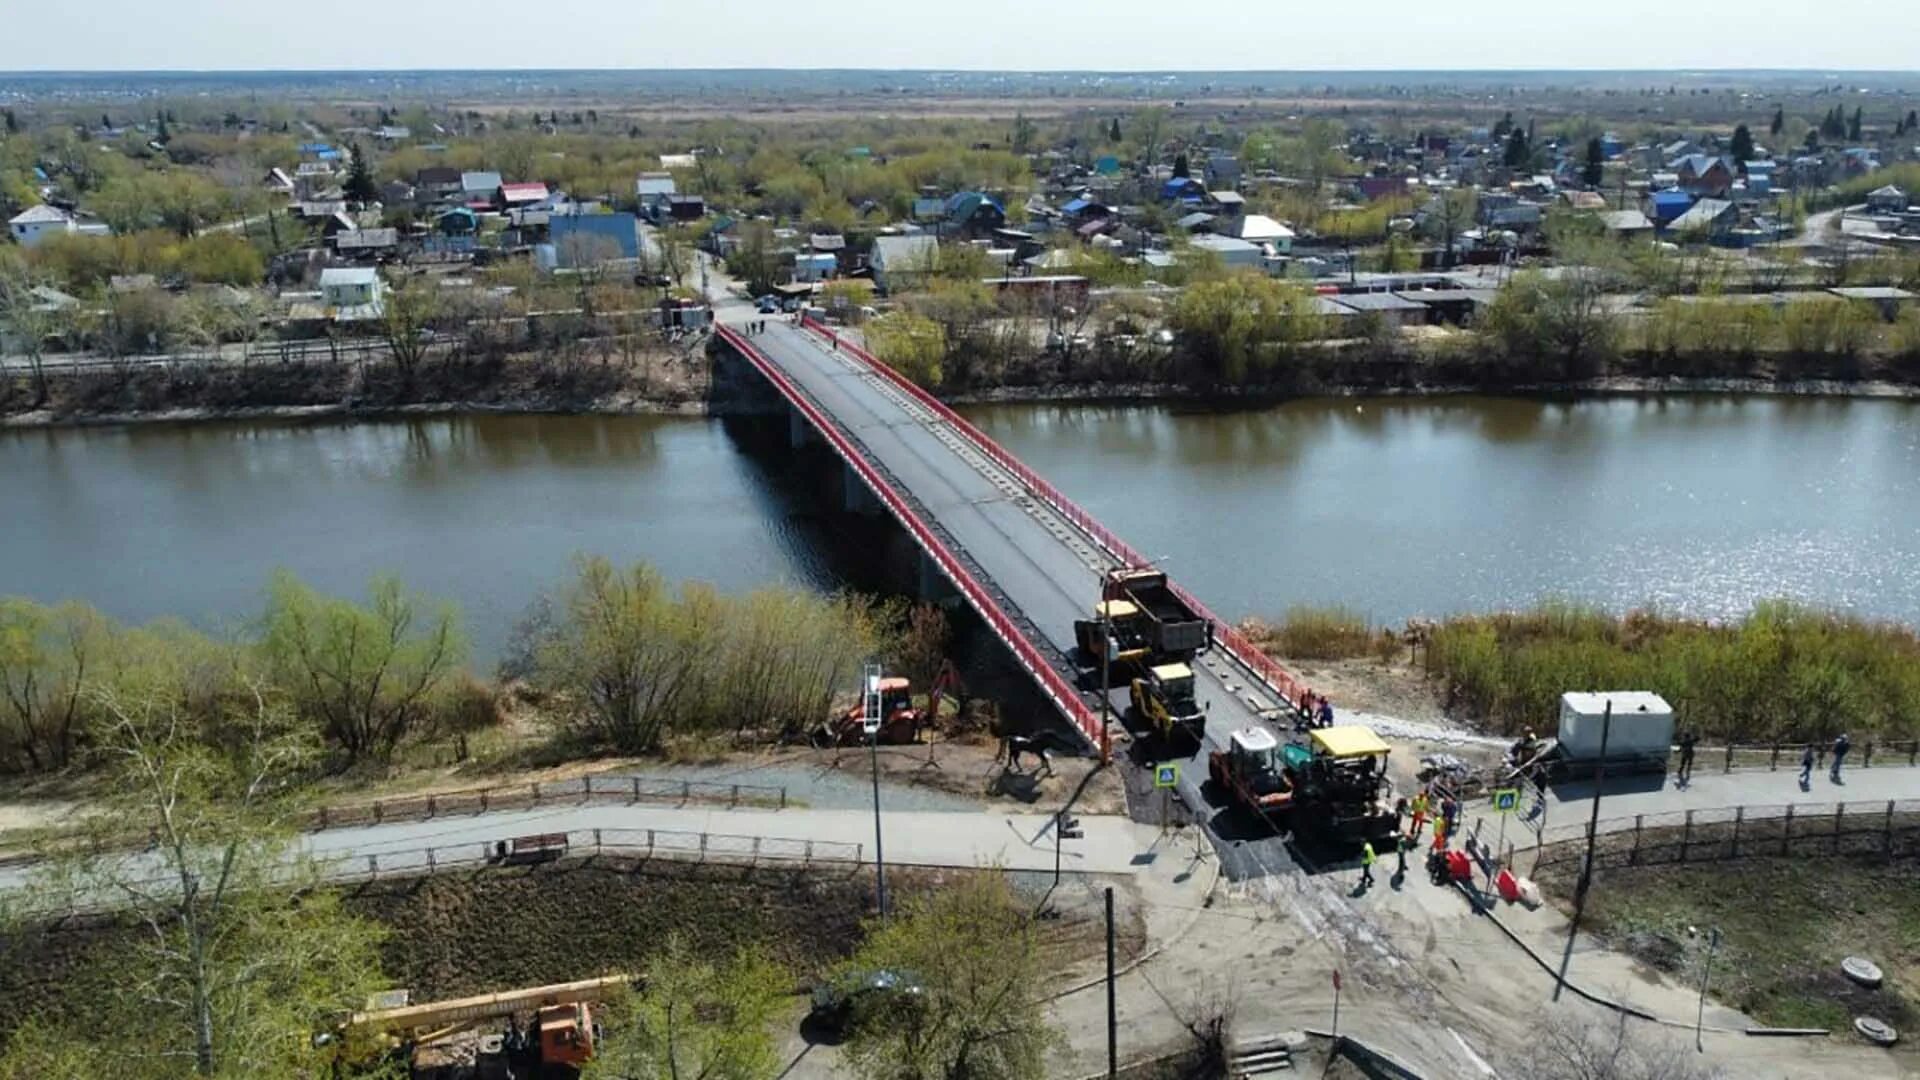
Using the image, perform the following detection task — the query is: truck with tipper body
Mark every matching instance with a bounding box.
[1074,567,1212,671]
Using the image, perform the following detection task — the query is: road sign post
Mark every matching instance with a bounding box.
[1488,787,1519,889]
[1331,969,1342,1039]
[1154,764,1180,834]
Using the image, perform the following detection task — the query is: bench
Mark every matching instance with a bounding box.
[501,832,569,864]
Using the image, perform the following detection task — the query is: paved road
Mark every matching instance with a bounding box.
[290,803,1156,876]
[0,804,1157,898]
[1533,761,1920,844]
[746,321,1309,880]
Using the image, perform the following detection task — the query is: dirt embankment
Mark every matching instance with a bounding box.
[1,349,716,428]
[0,858,1141,1044]
[948,344,1920,406]
[1534,854,1920,1037]
[13,336,1920,430]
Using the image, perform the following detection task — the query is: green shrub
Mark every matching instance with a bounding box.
[1427,601,1920,743]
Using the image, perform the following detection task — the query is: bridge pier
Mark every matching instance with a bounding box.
[788,408,816,450]
[843,464,883,515]
[916,550,963,608]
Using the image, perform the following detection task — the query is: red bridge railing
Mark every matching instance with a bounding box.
[717,324,1104,748]
[798,316,1318,714]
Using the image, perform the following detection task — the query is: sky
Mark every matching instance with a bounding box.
[8,0,1920,72]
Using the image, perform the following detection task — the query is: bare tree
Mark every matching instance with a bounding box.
[2,682,389,1079]
[1518,1010,1724,1080]
[378,277,438,383]
[0,263,58,405]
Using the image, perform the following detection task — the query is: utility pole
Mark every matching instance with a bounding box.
[1105,886,1118,1079]
[1554,698,1612,1001]
[863,664,888,918]
[1097,567,1113,764]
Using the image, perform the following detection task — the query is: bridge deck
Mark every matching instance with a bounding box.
[723,321,1313,878]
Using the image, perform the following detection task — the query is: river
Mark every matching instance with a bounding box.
[5,395,1918,662]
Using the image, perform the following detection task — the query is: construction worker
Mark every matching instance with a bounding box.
[1359,840,1376,889]
[1408,790,1429,839]
[1431,816,1448,853]
[1395,831,1411,879]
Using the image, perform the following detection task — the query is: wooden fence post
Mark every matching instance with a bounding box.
[1833,804,1845,855]
[1782,805,1794,855]
[1681,810,1693,861]
[1723,744,1733,773]
[427,848,435,872]
[1886,800,1897,858]
[1730,807,1743,858]
[1769,742,1779,770]
[594,828,602,854]
[632,776,641,802]
[373,801,383,824]
[367,854,378,879]
[1631,815,1643,865]
[1864,741,1875,769]
[427,795,436,818]
[318,806,328,829]
[532,781,541,803]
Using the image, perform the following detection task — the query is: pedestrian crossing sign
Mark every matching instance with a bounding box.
[1154,764,1180,788]
[1491,787,1521,813]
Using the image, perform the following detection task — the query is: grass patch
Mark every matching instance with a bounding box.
[1535,855,1920,1033]
[1246,606,1384,661]
[1425,600,1920,742]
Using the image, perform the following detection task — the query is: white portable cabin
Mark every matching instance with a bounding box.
[1557,691,1673,763]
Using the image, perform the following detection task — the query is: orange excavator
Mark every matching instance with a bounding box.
[815,662,963,747]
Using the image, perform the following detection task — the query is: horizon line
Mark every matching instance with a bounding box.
[4,65,1920,77]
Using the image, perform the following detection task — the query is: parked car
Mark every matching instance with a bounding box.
[807,968,924,1040]
[755,295,780,314]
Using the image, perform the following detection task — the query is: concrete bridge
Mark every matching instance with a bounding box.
[717,319,1324,877]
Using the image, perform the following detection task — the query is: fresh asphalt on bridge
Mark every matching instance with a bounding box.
[741,320,1310,881]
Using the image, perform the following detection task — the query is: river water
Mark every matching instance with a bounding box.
[4,395,1918,662]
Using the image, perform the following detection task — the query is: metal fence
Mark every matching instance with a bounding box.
[307,774,788,831]
[1530,798,1920,873]
[1677,738,1920,775]
[796,315,1325,719]
[8,825,860,922]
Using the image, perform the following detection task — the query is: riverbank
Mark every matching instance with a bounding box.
[11,336,1920,429]
[1248,603,1920,746]
[0,346,713,428]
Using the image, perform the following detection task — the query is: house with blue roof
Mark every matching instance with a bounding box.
[1647,189,1696,228]
[1160,177,1206,203]
[547,209,640,266]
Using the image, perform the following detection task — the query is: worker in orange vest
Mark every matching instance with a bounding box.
[1408,790,1430,839]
